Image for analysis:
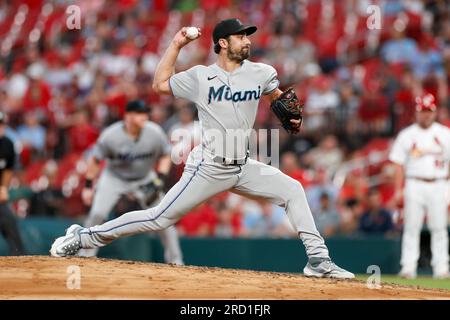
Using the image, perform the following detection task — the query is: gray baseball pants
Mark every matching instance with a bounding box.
[79,146,330,260]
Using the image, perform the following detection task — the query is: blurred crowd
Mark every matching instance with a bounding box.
[0,0,449,239]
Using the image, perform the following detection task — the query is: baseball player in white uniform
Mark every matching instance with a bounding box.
[50,19,354,279]
[78,100,183,265]
[390,93,450,279]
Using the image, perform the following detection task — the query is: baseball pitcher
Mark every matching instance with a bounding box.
[390,93,450,279]
[78,100,183,265]
[51,19,354,279]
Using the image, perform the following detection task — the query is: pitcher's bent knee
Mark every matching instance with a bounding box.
[278,179,307,208]
[287,180,306,199]
[140,206,177,231]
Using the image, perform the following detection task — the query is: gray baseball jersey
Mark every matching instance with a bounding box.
[79,59,331,264]
[169,60,279,159]
[92,121,171,180]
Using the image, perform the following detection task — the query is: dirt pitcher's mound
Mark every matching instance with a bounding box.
[0,256,449,299]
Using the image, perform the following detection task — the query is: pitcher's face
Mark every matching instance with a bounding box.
[226,33,251,63]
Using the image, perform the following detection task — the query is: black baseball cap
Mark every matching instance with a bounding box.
[213,18,257,45]
[125,100,150,113]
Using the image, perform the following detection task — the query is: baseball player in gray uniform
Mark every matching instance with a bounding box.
[51,19,354,279]
[78,100,183,264]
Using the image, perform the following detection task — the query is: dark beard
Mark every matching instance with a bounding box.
[227,46,250,62]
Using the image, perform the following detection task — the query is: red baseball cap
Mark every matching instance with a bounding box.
[415,93,437,112]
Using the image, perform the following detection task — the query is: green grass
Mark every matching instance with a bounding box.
[356,275,450,291]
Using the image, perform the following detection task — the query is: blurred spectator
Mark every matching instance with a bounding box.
[416,33,448,103]
[28,161,65,217]
[378,163,397,208]
[413,33,446,80]
[312,192,341,237]
[22,63,51,118]
[177,202,217,237]
[357,80,390,138]
[304,76,340,132]
[168,103,201,148]
[359,188,396,235]
[382,0,405,16]
[134,58,153,100]
[315,17,341,73]
[437,105,450,128]
[280,151,313,189]
[381,23,419,66]
[4,125,21,153]
[393,68,419,133]
[17,111,46,156]
[67,109,100,154]
[339,198,362,235]
[213,201,241,238]
[71,57,96,95]
[306,167,339,214]
[338,167,369,207]
[335,78,360,132]
[4,70,28,102]
[151,105,169,126]
[303,135,343,173]
[168,102,201,176]
[45,52,74,90]
[263,33,318,84]
[241,200,295,238]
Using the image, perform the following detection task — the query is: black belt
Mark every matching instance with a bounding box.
[213,155,248,166]
[407,177,449,183]
[118,175,146,181]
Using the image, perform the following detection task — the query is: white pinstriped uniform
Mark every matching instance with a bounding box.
[390,122,450,275]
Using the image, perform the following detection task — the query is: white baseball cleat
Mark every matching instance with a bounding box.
[398,268,417,279]
[433,269,449,280]
[50,224,83,257]
[303,259,355,279]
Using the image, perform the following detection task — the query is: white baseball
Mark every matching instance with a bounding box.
[185,27,199,40]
